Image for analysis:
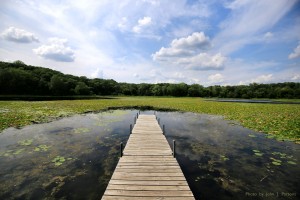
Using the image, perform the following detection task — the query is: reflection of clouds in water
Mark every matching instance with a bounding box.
[0,110,299,200]
[0,110,136,200]
[160,111,300,200]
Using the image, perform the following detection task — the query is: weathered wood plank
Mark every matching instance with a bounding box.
[111,172,184,177]
[106,184,190,191]
[101,115,194,200]
[117,163,178,166]
[108,179,187,186]
[104,190,194,197]
[114,168,183,173]
[111,174,186,181]
[116,165,180,169]
[102,196,195,200]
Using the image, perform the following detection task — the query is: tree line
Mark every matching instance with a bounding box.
[0,61,299,98]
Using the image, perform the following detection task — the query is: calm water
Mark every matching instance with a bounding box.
[0,110,299,200]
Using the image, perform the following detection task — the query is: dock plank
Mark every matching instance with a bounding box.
[101,114,194,199]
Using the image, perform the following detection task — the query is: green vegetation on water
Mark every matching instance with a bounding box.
[0,97,299,143]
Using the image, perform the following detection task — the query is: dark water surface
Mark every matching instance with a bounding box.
[0,110,299,200]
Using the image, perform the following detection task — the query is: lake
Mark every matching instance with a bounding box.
[0,110,299,199]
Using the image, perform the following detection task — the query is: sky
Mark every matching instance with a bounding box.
[0,0,300,86]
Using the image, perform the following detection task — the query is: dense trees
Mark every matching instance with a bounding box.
[0,61,299,98]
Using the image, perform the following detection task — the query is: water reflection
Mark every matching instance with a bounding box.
[0,110,299,200]
[156,112,299,200]
[0,110,135,200]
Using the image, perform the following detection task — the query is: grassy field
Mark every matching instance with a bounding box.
[0,97,299,143]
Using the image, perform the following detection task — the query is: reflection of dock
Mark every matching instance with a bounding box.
[102,114,195,199]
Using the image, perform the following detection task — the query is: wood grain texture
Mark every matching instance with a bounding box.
[101,114,195,200]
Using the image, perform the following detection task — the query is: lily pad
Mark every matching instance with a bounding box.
[220,155,229,161]
[254,153,263,157]
[13,148,25,155]
[248,134,256,138]
[74,127,90,134]
[270,157,282,163]
[52,156,66,167]
[272,161,281,166]
[18,139,33,146]
[34,145,50,152]
[252,150,261,153]
[287,161,296,165]
[266,134,275,139]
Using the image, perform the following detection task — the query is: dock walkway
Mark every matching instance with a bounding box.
[102,114,195,200]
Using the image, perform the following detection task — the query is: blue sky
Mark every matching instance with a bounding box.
[0,0,299,86]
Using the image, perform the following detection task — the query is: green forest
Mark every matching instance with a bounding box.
[0,60,299,98]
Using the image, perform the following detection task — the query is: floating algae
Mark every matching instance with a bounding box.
[252,150,263,157]
[74,127,90,134]
[270,157,282,166]
[52,156,66,167]
[18,139,33,146]
[34,145,51,152]
[12,148,25,155]
[220,155,229,161]
[287,161,296,165]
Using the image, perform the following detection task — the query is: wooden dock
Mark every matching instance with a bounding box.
[102,114,195,200]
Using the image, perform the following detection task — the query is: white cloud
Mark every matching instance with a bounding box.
[288,42,300,59]
[118,17,128,31]
[225,0,252,10]
[177,53,226,70]
[253,74,273,83]
[91,68,103,79]
[215,0,297,55]
[208,73,224,84]
[153,32,226,70]
[239,74,273,85]
[133,16,152,33]
[33,38,75,62]
[153,47,194,59]
[1,27,39,43]
[171,32,210,50]
[264,32,273,39]
[138,17,152,26]
[291,74,300,81]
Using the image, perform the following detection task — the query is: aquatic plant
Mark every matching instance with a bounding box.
[287,161,296,165]
[34,145,50,152]
[0,97,299,143]
[74,127,90,134]
[220,155,229,161]
[253,150,264,157]
[18,139,33,146]
[52,156,66,167]
[12,148,25,155]
[248,134,256,138]
[270,157,282,166]
[1,148,26,157]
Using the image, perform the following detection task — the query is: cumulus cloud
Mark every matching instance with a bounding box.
[264,32,273,39]
[239,74,273,85]
[288,43,300,59]
[291,74,300,81]
[1,27,39,43]
[208,73,224,83]
[133,16,152,33]
[252,74,273,83]
[177,53,226,70]
[91,68,103,79]
[171,32,210,49]
[33,38,75,62]
[153,32,226,70]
